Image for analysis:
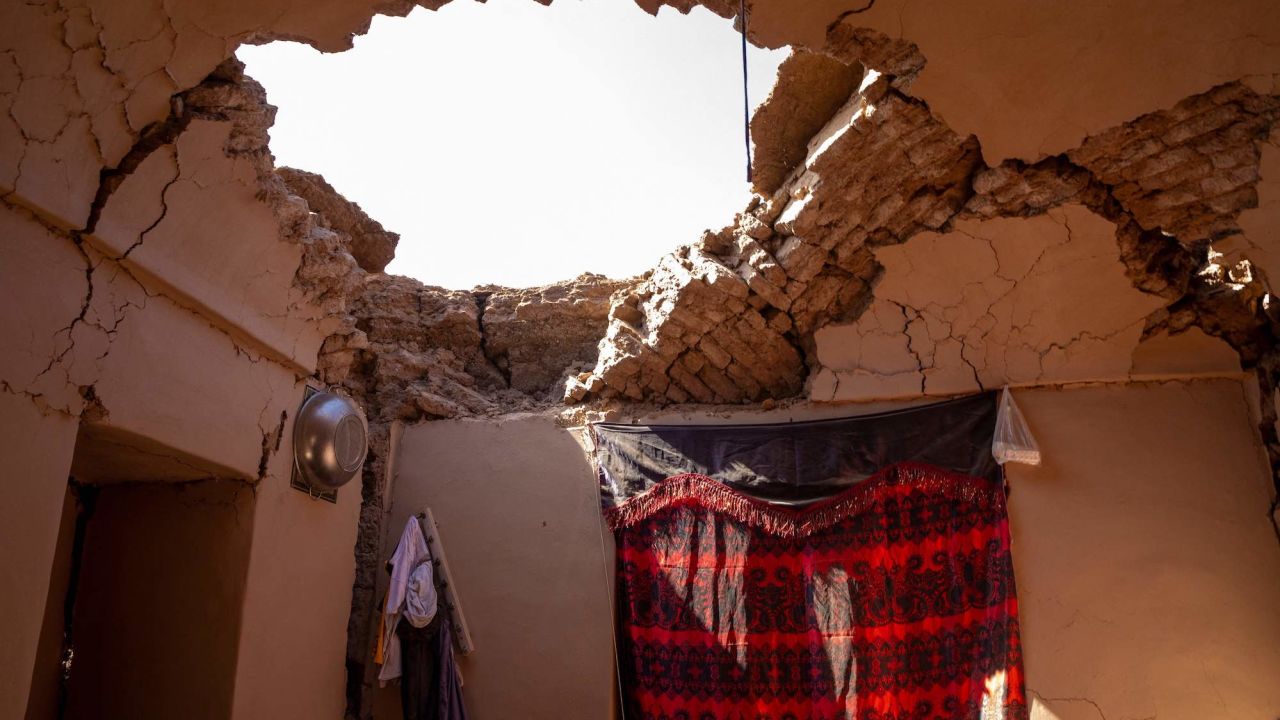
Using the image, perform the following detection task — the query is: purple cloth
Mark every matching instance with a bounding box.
[437,620,468,720]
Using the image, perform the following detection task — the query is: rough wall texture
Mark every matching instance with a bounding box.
[0,56,352,478]
[334,272,627,419]
[572,71,1279,409]
[320,270,626,715]
[477,277,625,394]
[749,49,863,196]
[3,1,1280,718]
[279,167,399,273]
[567,70,985,404]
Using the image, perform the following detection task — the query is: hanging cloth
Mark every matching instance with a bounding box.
[437,619,469,720]
[592,393,1028,720]
[405,562,438,629]
[397,614,442,720]
[379,516,432,686]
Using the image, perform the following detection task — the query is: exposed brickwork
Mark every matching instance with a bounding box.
[1068,84,1280,244]
[570,76,1280,408]
[568,70,983,404]
[749,50,863,195]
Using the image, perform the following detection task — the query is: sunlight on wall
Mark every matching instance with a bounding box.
[1027,695,1061,720]
[238,0,787,289]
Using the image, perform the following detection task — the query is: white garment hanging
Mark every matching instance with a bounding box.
[379,516,431,686]
[404,561,438,629]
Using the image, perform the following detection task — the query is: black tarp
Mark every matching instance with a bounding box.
[590,391,1000,508]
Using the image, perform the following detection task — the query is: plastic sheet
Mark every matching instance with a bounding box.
[590,392,1002,508]
[992,387,1041,466]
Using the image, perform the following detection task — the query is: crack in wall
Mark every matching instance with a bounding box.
[571,77,1279,413]
[472,290,510,389]
[5,3,1280,717]
[1029,690,1110,720]
[256,408,287,482]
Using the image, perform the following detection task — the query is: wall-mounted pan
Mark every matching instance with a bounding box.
[293,391,368,490]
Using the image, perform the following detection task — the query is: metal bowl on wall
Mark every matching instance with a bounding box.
[293,390,368,491]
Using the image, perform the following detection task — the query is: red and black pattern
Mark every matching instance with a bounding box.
[607,462,1027,720]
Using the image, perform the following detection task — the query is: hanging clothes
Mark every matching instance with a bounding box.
[379,516,432,686]
[405,562,438,629]
[379,515,470,720]
[592,393,1028,720]
[397,614,442,720]
[397,600,469,720]
[437,619,469,720]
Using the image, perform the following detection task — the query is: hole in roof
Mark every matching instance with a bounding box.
[237,0,787,290]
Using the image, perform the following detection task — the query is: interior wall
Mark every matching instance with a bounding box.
[1008,381,1280,719]
[230,428,365,720]
[378,416,615,720]
[383,379,1280,720]
[0,393,80,720]
[63,480,255,720]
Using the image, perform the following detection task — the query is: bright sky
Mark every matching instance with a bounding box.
[237,0,787,289]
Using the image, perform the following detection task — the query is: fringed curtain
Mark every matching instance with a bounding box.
[592,394,1028,720]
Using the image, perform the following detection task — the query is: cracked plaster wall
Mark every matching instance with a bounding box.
[810,206,1171,400]
[573,71,1280,408]
[0,0,470,232]
[0,49,360,476]
[735,0,1280,164]
[0,3,375,713]
[3,0,1280,718]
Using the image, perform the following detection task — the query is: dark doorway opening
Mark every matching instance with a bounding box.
[27,425,257,720]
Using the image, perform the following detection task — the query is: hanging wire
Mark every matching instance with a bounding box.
[739,0,752,184]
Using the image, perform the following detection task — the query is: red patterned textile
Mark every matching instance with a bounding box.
[607,462,1027,720]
